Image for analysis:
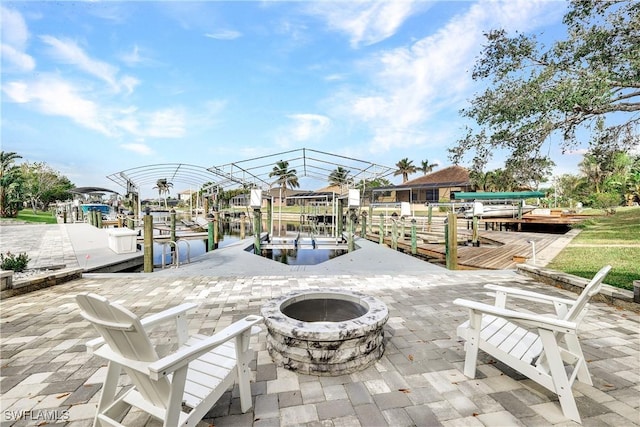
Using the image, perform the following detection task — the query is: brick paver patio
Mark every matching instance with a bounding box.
[1,270,638,426]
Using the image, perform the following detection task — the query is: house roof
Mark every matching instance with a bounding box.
[314,184,343,193]
[402,165,470,187]
[374,166,471,190]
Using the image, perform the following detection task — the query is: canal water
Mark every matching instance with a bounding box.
[151,214,343,266]
[253,248,349,265]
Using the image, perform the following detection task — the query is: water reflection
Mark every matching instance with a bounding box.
[255,248,349,265]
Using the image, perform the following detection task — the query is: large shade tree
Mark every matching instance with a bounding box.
[450,0,640,178]
[21,162,74,213]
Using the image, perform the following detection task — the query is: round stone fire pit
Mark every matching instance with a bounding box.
[261,289,389,376]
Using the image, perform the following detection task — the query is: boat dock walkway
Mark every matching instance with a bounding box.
[1,222,143,273]
[364,227,580,270]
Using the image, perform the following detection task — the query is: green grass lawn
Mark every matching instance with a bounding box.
[14,210,58,224]
[547,208,640,290]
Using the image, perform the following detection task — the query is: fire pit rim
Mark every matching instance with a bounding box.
[261,288,389,342]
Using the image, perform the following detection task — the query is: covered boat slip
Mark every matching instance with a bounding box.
[452,191,545,219]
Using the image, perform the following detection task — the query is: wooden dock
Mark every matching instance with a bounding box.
[471,214,587,232]
[364,229,561,270]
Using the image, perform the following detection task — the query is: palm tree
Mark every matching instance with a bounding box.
[269,160,300,192]
[328,166,350,186]
[419,159,439,175]
[269,160,300,236]
[393,158,416,183]
[0,151,23,217]
[153,178,173,208]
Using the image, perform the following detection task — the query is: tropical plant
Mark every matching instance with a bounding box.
[153,178,173,208]
[393,158,416,183]
[0,151,23,217]
[1,251,30,272]
[328,166,350,186]
[269,160,300,192]
[624,161,640,205]
[451,0,640,180]
[419,159,438,175]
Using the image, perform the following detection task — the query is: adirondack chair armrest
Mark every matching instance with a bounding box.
[483,284,577,307]
[148,315,263,381]
[92,345,154,375]
[85,302,198,353]
[139,302,198,328]
[453,298,577,333]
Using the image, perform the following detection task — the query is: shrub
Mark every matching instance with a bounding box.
[586,192,622,210]
[1,251,30,272]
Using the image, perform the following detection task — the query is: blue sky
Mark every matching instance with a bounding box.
[2,1,579,198]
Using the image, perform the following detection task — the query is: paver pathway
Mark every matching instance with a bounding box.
[1,271,638,426]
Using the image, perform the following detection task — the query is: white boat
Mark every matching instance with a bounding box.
[462,204,536,218]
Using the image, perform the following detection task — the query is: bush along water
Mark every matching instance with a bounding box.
[1,251,30,272]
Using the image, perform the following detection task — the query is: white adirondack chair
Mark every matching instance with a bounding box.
[76,293,263,427]
[454,265,611,423]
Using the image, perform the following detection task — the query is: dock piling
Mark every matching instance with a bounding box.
[213,211,220,249]
[143,208,154,273]
[207,214,215,252]
[240,213,246,239]
[445,212,458,270]
[391,219,398,250]
[411,219,417,255]
[360,211,367,237]
[170,209,177,245]
[254,208,262,252]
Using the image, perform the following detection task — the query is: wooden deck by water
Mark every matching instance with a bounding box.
[365,229,562,270]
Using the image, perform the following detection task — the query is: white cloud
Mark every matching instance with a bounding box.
[120,75,140,95]
[2,75,111,135]
[1,6,35,72]
[324,73,346,82]
[287,114,331,143]
[1,44,36,72]
[40,35,139,94]
[121,143,154,155]
[332,0,560,153]
[145,108,186,138]
[1,6,29,50]
[120,44,150,67]
[204,29,242,40]
[2,74,186,139]
[305,1,422,48]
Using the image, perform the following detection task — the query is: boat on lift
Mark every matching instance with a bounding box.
[453,191,545,219]
[461,203,536,218]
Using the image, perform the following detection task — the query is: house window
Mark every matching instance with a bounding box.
[426,189,438,203]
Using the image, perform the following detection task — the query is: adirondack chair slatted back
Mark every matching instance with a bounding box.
[564,265,612,324]
[76,293,172,409]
